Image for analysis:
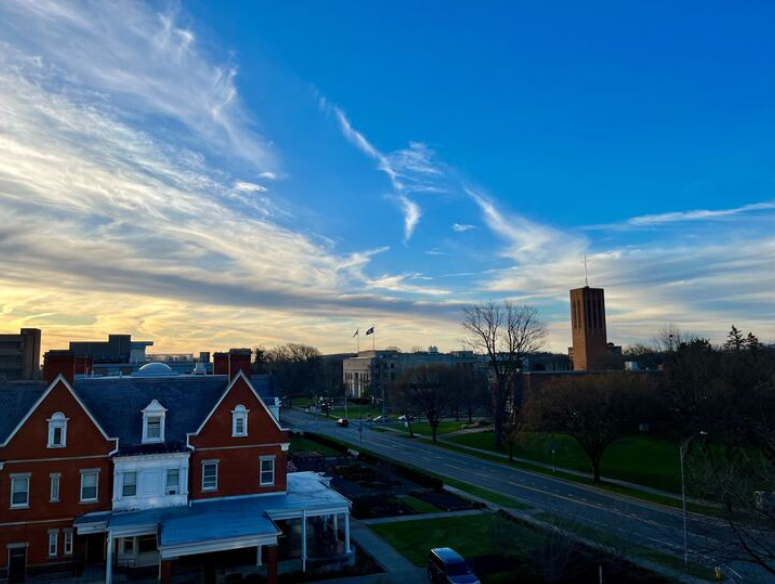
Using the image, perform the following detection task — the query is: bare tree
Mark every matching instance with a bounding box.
[394,364,456,443]
[264,343,322,407]
[461,301,546,447]
[652,324,688,353]
[526,372,656,482]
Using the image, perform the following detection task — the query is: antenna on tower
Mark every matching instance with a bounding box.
[582,254,590,287]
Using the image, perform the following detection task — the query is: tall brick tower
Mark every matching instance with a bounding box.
[570,286,608,371]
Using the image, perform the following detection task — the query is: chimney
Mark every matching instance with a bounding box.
[213,352,229,375]
[43,350,76,386]
[75,355,94,376]
[228,348,252,380]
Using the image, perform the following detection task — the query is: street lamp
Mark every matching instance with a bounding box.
[680,430,707,565]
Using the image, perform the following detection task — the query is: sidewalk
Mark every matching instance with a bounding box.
[344,519,426,584]
[363,509,485,525]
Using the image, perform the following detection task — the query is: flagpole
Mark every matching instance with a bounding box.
[372,325,375,350]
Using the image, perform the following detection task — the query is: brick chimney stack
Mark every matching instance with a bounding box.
[75,355,94,376]
[228,348,252,380]
[43,350,76,386]
[213,352,229,375]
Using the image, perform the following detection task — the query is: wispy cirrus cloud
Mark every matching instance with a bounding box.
[1,0,275,170]
[319,96,450,242]
[626,201,775,226]
[0,1,474,355]
[584,201,775,230]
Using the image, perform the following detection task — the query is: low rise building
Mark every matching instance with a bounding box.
[343,348,481,399]
[0,349,352,583]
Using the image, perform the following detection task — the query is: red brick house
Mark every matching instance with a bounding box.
[0,349,352,583]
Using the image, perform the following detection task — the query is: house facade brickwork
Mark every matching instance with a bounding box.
[0,348,351,584]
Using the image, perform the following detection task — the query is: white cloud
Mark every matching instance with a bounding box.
[234,181,268,192]
[0,0,276,171]
[398,195,422,242]
[626,201,775,226]
[320,98,455,242]
[0,10,473,354]
[466,188,585,263]
[452,223,475,232]
[367,274,451,296]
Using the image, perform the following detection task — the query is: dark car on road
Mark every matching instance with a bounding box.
[427,548,479,584]
[336,418,349,427]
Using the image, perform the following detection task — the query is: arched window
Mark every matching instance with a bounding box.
[47,412,68,448]
[232,405,249,437]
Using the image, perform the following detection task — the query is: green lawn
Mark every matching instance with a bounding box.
[289,434,341,456]
[533,512,719,581]
[371,513,542,570]
[398,495,440,514]
[448,432,683,493]
[323,403,382,420]
[393,419,468,436]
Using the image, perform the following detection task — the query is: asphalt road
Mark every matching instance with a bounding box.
[284,409,772,583]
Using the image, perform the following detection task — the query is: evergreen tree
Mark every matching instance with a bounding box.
[724,325,745,351]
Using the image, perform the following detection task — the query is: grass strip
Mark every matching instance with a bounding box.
[398,495,440,514]
[428,439,720,516]
[533,511,720,581]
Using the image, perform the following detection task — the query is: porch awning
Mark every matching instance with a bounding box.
[75,472,350,557]
[158,497,282,559]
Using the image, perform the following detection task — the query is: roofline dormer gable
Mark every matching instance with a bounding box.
[188,369,287,441]
[141,398,167,444]
[0,373,118,450]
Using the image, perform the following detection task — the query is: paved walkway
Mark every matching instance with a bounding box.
[363,509,485,525]
[346,518,426,584]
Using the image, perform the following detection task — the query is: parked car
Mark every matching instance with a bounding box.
[427,548,479,584]
[398,414,416,422]
[336,418,350,427]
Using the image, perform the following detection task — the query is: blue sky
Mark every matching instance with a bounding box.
[0,0,773,354]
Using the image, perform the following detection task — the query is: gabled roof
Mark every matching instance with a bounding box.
[0,381,46,444]
[0,374,277,452]
[191,369,285,436]
[0,375,114,447]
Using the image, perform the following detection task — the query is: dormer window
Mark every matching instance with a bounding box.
[141,399,167,443]
[47,412,68,448]
[232,405,249,437]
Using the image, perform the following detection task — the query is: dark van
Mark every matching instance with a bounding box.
[427,548,480,584]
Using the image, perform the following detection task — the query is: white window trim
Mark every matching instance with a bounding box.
[50,473,61,503]
[79,469,99,503]
[201,460,219,492]
[121,471,137,498]
[231,405,249,437]
[63,529,73,556]
[141,399,167,444]
[165,468,180,495]
[47,412,69,449]
[260,455,276,487]
[48,530,58,557]
[10,473,30,509]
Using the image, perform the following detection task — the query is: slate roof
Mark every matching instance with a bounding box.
[0,374,276,450]
[0,381,46,444]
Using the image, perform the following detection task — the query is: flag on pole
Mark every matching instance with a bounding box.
[353,329,359,337]
[365,327,375,335]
